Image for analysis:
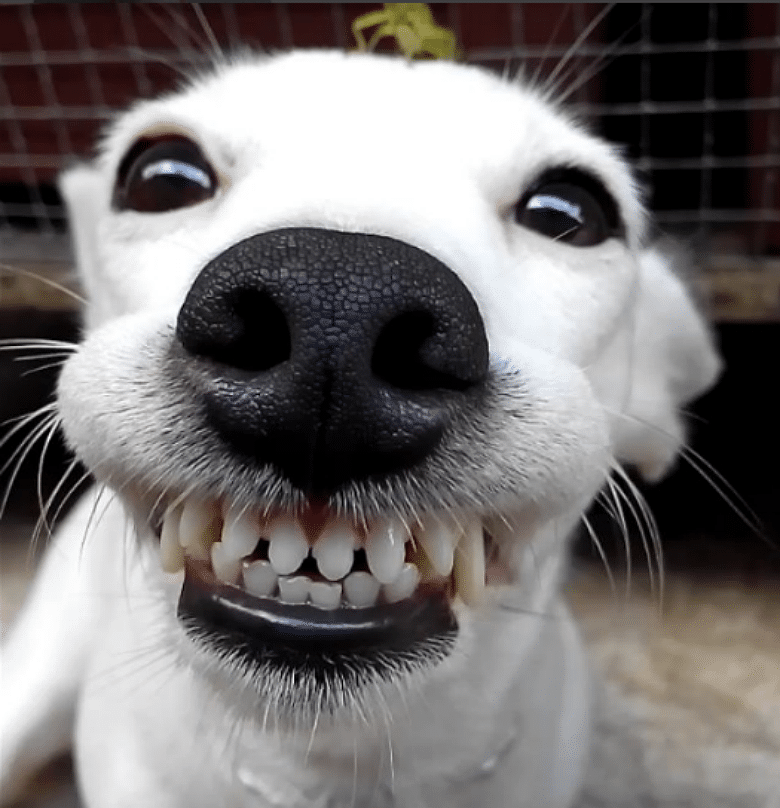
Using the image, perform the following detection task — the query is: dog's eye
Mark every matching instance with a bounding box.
[514,169,622,247]
[114,136,218,213]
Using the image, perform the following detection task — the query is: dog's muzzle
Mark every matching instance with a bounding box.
[165,228,491,690]
[175,227,489,494]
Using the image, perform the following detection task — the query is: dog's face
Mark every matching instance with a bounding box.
[56,52,719,723]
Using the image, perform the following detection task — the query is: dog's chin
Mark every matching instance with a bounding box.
[177,561,458,718]
[135,486,517,717]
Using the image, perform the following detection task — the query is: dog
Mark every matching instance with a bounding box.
[0,50,721,807]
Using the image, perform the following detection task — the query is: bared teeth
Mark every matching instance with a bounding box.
[221,504,260,559]
[383,562,420,604]
[278,575,309,604]
[159,505,185,573]
[243,560,277,598]
[309,580,342,610]
[414,515,457,577]
[211,541,241,584]
[312,519,357,581]
[453,518,486,606]
[343,571,381,607]
[179,499,220,561]
[365,517,408,584]
[268,516,309,575]
[158,496,492,609]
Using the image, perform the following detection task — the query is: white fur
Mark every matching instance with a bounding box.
[0,52,720,807]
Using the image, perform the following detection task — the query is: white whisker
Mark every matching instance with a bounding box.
[580,512,617,596]
[610,462,664,605]
[0,263,86,306]
[543,3,614,98]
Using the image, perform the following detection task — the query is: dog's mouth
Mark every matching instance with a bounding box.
[152,496,502,680]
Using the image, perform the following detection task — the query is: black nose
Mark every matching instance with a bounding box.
[176,228,488,495]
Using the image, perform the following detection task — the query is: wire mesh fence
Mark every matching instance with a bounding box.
[1,3,778,283]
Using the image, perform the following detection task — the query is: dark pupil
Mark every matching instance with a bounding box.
[117,137,215,212]
[524,189,585,240]
[133,144,213,210]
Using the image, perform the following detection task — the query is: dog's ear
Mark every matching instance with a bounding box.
[591,248,722,482]
[59,162,109,329]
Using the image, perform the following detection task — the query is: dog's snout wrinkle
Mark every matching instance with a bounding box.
[175,228,489,494]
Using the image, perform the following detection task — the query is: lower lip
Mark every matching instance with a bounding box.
[178,561,458,658]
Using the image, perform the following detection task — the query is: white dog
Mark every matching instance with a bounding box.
[0,51,720,808]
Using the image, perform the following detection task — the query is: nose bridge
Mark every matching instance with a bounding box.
[222,147,476,255]
[175,227,489,495]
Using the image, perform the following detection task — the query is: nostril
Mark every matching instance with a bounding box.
[182,288,291,372]
[372,311,471,392]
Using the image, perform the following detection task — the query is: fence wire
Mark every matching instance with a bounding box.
[1,3,778,260]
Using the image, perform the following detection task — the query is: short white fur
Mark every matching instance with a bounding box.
[0,51,720,808]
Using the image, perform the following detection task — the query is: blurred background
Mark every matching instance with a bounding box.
[0,4,778,804]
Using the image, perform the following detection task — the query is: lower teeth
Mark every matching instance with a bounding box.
[240,564,397,610]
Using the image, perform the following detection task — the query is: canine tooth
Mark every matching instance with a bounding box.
[278,575,309,604]
[160,506,185,573]
[221,505,259,559]
[312,520,357,581]
[243,560,277,598]
[211,541,241,584]
[268,517,308,575]
[414,515,456,577]
[343,571,381,608]
[383,562,420,604]
[179,499,220,561]
[365,517,408,584]
[310,581,342,610]
[453,519,486,606]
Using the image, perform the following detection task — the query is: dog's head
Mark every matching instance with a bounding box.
[57,52,719,720]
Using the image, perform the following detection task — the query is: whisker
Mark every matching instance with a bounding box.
[18,361,70,378]
[164,5,213,55]
[31,462,91,561]
[610,462,664,606]
[34,415,63,529]
[608,407,766,542]
[0,409,60,515]
[0,338,77,352]
[139,5,204,76]
[529,5,572,90]
[552,8,649,106]
[542,3,614,98]
[0,402,57,451]
[598,475,634,592]
[13,352,73,362]
[0,263,86,306]
[191,3,225,64]
[677,443,767,541]
[79,484,114,563]
[0,412,58,467]
[580,512,617,595]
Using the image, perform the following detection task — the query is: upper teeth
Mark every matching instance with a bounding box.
[415,514,456,577]
[365,518,408,584]
[221,504,261,558]
[267,516,309,576]
[312,519,357,581]
[158,498,487,607]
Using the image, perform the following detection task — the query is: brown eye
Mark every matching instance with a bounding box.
[514,169,623,247]
[113,135,218,213]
